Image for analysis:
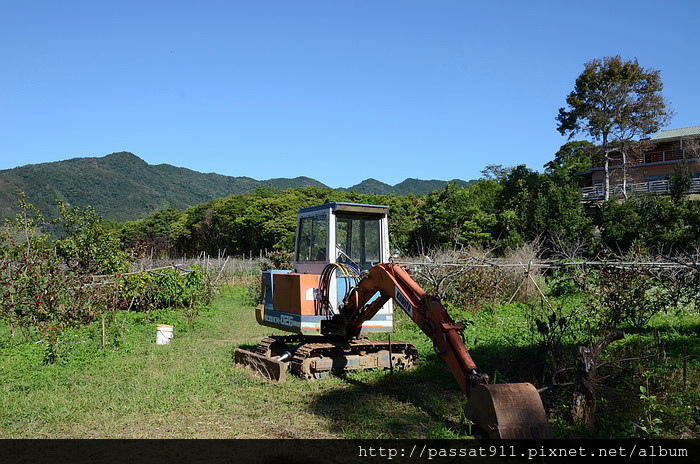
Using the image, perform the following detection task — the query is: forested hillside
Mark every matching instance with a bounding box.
[119,154,700,258]
[0,152,470,222]
[0,152,325,221]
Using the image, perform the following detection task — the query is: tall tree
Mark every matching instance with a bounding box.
[556,56,672,200]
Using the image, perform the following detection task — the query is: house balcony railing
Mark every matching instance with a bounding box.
[591,149,693,169]
[581,178,700,201]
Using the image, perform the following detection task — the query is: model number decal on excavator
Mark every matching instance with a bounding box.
[265,313,295,327]
[395,286,413,317]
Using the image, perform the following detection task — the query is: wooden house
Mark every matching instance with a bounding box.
[580,125,700,200]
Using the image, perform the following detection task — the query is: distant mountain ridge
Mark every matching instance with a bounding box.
[343,177,472,195]
[0,152,470,221]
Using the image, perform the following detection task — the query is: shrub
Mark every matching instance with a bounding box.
[116,266,210,314]
[598,195,700,254]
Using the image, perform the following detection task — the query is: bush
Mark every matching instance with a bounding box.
[1,194,216,360]
[116,266,210,314]
[410,244,544,312]
[598,195,700,254]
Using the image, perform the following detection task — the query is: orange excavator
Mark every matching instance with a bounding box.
[234,202,551,439]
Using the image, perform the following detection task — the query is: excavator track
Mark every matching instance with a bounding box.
[252,335,419,380]
[289,337,419,379]
[255,335,307,357]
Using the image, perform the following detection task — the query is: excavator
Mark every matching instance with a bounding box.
[234,202,552,439]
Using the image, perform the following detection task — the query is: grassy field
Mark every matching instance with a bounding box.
[0,286,468,438]
[1,285,698,439]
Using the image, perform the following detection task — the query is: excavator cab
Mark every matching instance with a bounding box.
[256,203,394,336]
[296,202,387,271]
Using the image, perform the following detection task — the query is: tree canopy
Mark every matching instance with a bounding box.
[556,56,673,200]
[557,56,672,144]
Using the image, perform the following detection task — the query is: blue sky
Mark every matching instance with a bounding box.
[1,0,698,188]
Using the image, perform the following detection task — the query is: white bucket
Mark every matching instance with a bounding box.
[156,324,174,345]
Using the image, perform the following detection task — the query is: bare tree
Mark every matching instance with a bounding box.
[409,247,472,300]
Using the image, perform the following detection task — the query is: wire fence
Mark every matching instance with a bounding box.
[396,257,700,271]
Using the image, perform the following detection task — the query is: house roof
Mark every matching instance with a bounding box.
[651,125,700,142]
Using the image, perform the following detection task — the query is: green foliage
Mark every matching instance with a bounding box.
[527,264,700,437]
[417,265,521,313]
[450,268,510,311]
[544,140,594,179]
[410,181,500,251]
[116,267,210,315]
[543,262,691,348]
[344,177,473,195]
[124,163,700,262]
[635,372,665,437]
[0,194,112,362]
[0,152,324,223]
[0,152,471,225]
[16,147,693,263]
[266,250,294,270]
[160,187,427,256]
[495,165,593,251]
[0,280,697,438]
[53,201,129,274]
[670,161,693,202]
[480,164,510,181]
[556,56,672,201]
[120,208,183,256]
[0,194,213,361]
[557,55,672,145]
[581,266,671,332]
[597,195,700,253]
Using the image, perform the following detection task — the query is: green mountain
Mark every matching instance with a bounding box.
[263,176,327,190]
[0,152,325,222]
[344,177,473,195]
[343,178,393,194]
[0,152,470,222]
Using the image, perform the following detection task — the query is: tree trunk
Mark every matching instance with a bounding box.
[603,134,610,201]
[622,147,628,200]
[571,330,624,428]
[604,155,610,201]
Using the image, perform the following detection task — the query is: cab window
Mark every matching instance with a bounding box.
[336,214,381,269]
[296,214,328,262]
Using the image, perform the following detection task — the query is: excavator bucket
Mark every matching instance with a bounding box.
[233,348,288,382]
[464,383,553,439]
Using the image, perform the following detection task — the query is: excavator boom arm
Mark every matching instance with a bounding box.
[336,263,553,439]
[337,263,487,394]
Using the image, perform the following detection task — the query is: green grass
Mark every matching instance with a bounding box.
[0,286,461,438]
[1,286,697,438]
[593,310,700,438]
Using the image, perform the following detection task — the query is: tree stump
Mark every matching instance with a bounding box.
[572,330,625,427]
